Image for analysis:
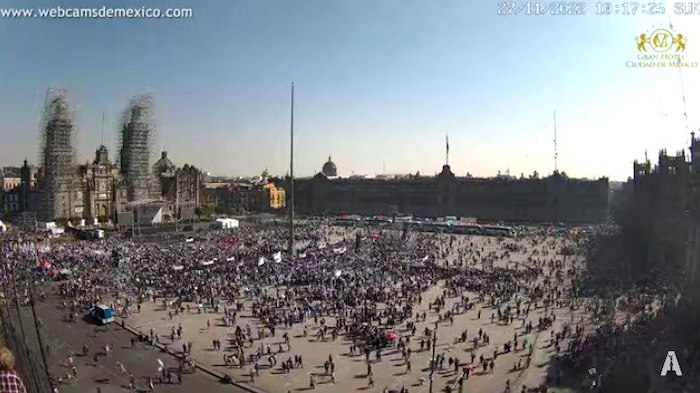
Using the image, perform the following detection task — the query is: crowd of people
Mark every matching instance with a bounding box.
[1,219,689,392]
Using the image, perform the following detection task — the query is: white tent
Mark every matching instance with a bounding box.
[0,220,6,233]
[172,265,184,271]
[38,222,57,231]
[272,251,282,263]
[200,260,215,266]
[214,218,239,229]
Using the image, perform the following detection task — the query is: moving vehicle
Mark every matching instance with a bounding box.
[91,304,114,324]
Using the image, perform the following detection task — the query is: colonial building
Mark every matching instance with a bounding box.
[3,160,39,215]
[617,133,700,291]
[153,151,203,221]
[254,182,286,211]
[625,150,690,275]
[204,182,253,214]
[293,158,609,223]
[203,180,285,213]
[686,132,700,298]
[620,130,700,303]
[1,167,21,192]
[78,145,127,222]
[153,151,177,198]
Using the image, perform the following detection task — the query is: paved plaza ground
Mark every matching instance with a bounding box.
[125,228,594,393]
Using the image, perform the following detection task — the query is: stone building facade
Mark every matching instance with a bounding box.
[294,159,609,223]
[685,132,700,298]
[78,145,127,222]
[620,132,700,292]
[153,151,203,221]
[626,150,690,276]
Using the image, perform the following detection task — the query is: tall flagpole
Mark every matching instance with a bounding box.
[553,111,558,173]
[289,82,295,259]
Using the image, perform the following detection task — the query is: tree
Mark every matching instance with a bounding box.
[195,204,215,218]
[215,204,234,216]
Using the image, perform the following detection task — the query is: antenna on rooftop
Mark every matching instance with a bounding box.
[445,133,450,166]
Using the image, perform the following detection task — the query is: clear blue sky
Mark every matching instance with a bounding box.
[1,0,699,180]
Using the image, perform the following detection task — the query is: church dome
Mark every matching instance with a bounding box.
[154,151,176,175]
[322,156,337,177]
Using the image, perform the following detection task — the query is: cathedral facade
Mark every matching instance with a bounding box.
[78,145,128,222]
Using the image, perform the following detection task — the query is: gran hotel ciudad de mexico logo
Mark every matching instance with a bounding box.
[627,26,698,68]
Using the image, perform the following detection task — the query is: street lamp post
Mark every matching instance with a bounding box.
[29,243,53,390]
[429,327,437,393]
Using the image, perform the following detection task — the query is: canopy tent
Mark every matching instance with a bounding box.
[0,220,6,233]
[214,218,239,229]
[172,265,184,271]
[200,260,215,266]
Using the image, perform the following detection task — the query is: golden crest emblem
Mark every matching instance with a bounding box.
[637,29,687,52]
